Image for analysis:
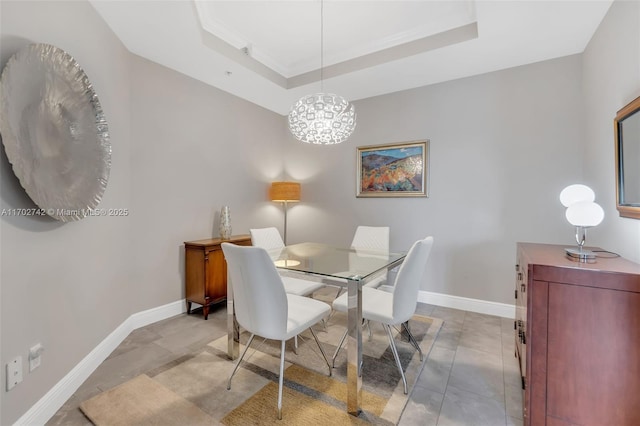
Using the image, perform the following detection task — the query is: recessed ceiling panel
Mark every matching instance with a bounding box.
[196,0,476,77]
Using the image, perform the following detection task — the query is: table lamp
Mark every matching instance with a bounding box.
[559,184,605,262]
[270,181,300,244]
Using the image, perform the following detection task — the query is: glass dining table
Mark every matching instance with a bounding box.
[226,242,407,416]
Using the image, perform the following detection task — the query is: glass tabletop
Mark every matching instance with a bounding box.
[266,242,406,282]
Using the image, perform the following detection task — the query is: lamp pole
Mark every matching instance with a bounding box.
[283,200,289,245]
[269,181,300,245]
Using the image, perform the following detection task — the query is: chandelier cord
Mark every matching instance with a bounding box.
[320,0,324,93]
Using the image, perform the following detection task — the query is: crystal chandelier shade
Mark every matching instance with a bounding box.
[288,93,356,144]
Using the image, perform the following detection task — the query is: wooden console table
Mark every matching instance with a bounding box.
[515,242,640,425]
[184,235,251,319]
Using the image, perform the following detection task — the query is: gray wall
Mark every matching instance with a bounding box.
[582,0,640,262]
[0,1,286,424]
[1,1,133,423]
[127,54,288,307]
[2,0,639,424]
[285,55,586,304]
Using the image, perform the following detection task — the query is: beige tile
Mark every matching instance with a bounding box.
[416,346,456,394]
[458,328,503,355]
[464,311,502,331]
[83,343,177,392]
[437,386,506,426]
[107,327,163,359]
[507,415,524,426]
[153,322,223,355]
[415,303,437,317]
[398,385,444,426]
[505,382,524,420]
[48,302,519,426]
[448,346,505,400]
[433,326,462,351]
[431,306,466,327]
[501,317,516,335]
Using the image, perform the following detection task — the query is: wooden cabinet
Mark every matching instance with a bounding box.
[515,242,640,425]
[184,235,251,320]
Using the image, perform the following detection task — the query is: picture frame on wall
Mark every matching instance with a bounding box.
[356,140,429,198]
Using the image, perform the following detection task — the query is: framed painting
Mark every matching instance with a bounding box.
[356,140,429,198]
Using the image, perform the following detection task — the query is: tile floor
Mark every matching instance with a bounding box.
[47,302,523,426]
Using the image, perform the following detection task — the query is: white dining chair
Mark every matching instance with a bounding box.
[330,225,390,303]
[250,227,324,297]
[350,226,390,288]
[351,225,390,253]
[324,226,390,337]
[331,236,434,394]
[221,243,332,420]
[329,226,390,290]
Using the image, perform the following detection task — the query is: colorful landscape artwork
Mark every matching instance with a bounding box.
[357,141,428,197]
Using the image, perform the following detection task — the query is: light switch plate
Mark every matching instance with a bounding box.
[29,343,44,372]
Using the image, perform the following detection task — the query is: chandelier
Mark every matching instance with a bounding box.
[287,0,356,145]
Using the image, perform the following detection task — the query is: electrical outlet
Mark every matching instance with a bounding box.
[6,356,23,391]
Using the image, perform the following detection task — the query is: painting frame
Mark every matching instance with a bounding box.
[356,140,429,198]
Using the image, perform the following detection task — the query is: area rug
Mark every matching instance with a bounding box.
[80,311,442,425]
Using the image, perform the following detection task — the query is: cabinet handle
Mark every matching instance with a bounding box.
[521,283,526,293]
[518,272,523,281]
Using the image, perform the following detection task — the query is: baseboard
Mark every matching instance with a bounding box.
[14,300,185,426]
[417,290,515,319]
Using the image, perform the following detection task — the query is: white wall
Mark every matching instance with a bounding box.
[582,0,640,262]
[285,54,586,305]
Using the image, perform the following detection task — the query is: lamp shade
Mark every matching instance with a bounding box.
[560,184,595,207]
[565,201,604,227]
[270,182,300,202]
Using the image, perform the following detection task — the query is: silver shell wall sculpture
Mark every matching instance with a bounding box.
[0,43,111,222]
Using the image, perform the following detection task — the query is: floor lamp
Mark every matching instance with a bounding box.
[270,182,300,245]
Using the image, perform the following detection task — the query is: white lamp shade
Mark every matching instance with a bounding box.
[559,184,596,207]
[565,201,604,227]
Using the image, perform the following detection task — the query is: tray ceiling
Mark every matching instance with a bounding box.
[89,0,613,115]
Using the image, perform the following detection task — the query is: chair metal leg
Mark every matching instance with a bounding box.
[332,317,368,368]
[326,286,345,322]
[331,328,348,368]
[227,333,256,390]
[384,324,408,394]
[277,340,285,420]
[293,335,298,354]
[309,327,332,376]
[402,321,423,361]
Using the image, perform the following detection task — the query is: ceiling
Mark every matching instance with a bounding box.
[89,0,613,116]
